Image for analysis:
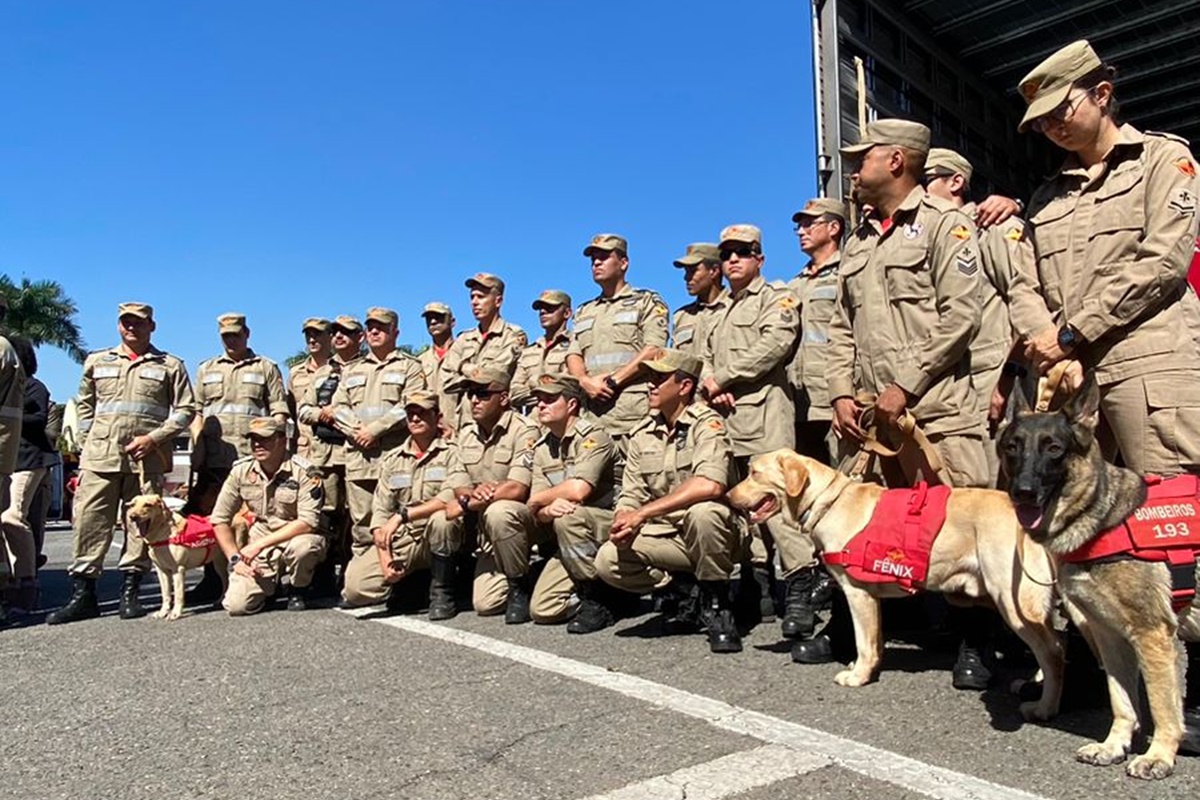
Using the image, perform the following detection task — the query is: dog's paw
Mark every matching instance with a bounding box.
[152,608,170,619]
[1075,741,1129,766]
[166,610,182,621]
[1126,754,1174,780]
[1019,699,1057,722]
[834,669,870,687]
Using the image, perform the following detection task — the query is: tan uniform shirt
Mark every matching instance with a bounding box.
[826,187,983,435]
[788,254,841,422]
[511,331,571,411]
[210,455,323,535]
[195,351,289,469]
[296,356,356,469]
[1027,125,1200,385]
[369,436,454,532]
[530,417,617,508]
[442,409,538,498]
[708,275,799,456]
[332,349,426,481]
[76,345,196,475]
[417,344,458,427]
[0,336,25,475]
[567,285,670,436]
[670,290,731,376]
[617,404,734,523]
[287,359,320,459]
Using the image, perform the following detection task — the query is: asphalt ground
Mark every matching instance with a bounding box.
[3,521,1198,800]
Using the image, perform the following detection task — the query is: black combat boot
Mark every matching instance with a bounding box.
[504,575,531,625]
[950,607,993,690]
[428,554,458,621]
[663,572,702,634]
[753,565,776,621]
[792,585,852,664]
[287,584,312,612]
[700,581,742,654]
[952,640,992,690]
[46,577,100,625]
[185,563,224,606]
[780,567,819,640]
[1182,641,1200,755]
[566,580,615,634]
[118,572,147,619]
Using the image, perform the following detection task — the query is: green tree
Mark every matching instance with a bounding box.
[0,275,88,363]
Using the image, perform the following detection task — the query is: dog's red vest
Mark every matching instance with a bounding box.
[821,482,951,592]
[1064,474,1200,610]
[152,515,218,562]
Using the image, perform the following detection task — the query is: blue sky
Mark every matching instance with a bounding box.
[2,1,817,402]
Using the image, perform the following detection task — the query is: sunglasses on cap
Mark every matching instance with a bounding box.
[720,244,759,261]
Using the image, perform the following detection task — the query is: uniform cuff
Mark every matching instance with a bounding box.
[893,366,930,399]
[1068,314,1106,346]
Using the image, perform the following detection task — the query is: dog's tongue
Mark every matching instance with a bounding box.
[1014,504,1044,530]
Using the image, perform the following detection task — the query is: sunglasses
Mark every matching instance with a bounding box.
[465,387,503,399]
[720,244,759,261]
[1031,89,1094,133]
[792,218,831,233]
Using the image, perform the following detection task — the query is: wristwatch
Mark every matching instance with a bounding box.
[399,506,411,525]
[458,495,471,513]
[604,376,620,393]
[228,553,242,573]
[1056,325,1081,353]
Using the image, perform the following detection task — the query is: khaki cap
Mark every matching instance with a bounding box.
[332,315,363,333]
[718,224,762,247]
[465,273,505,294]
[302,317,332,333]
[583,233,628,257]
[217,313,247,334]
[673,243,722,268]
[118,302,154,320]
[403,390,439,411]
[421,302,452,318]
[924,148,974,183]
[643,348,703,379]
[532,373,583,401]
[1017,40,1102,132]
[839,119,931,157]
[465,365,512,389]
[365,307,398,326]
[245,417,286,438]
[792,198,849,223]
[532,289,572,310]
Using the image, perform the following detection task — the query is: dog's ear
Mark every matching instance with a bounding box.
[1009,378,1032,418]
[1061,371,1100,449]
[781,453,810,498]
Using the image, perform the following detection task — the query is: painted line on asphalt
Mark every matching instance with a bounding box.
[577,744,827,800]
[345,611,1052,800]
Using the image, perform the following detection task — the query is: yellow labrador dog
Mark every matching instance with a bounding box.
[728,449,1065,721]
[126,494,226,620]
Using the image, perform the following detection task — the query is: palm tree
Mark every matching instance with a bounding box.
[0,276,88,364]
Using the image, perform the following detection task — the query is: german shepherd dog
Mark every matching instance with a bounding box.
[1000,375,1199,780]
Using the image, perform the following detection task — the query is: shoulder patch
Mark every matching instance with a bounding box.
[1174,157,1197,179]
[949,225,971,241]
[1004,227,1024,243]
[580,437,598,450]
[956,249,979,277]
[707,418,724,431]
[778,295,797,310]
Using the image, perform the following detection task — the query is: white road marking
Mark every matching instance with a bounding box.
[578,744,827,800]
[348,612,1052,800]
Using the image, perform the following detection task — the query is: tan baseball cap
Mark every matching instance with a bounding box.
[332,315,363,333]
[1017,40,1103,133]
[421,302,452,318]
[465,273,505,294]
[792,198,849,223]
[302,317,332,333]
[118,302,154,320]
[365,307,398,326]
[403,390,439,411]
[217,313,247,334]
[643,348,703,379]
[532,289,572,310]
[465,365,512,389]
[839,119,931,157]
[583,233,628,257]
[673,243,722,268]
[532,374,583,401]
[924,148,974,183]
[246,417,286,438]
[719,224,762,247]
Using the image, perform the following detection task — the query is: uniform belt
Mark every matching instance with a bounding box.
[95,400,170,420]
[204,403,267,418]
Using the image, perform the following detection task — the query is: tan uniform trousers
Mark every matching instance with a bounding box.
[341,512,463,606]
[1098,370,1200,477]
[527,505,612,624]
[529,556,576,624]
[470,499,542,616]
[223,529,327,616]
[346,478,376,547]
[69,469,161,577]
[2,467,47,579]
[595,501,741,595]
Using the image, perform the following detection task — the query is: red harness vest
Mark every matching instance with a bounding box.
[151,515,218,563]
[1063,474,1200,610]
[822,482,951,592]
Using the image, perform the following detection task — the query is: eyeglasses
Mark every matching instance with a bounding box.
[1031,89,1094,133]
[792,218,831,233]
[465,387,503,399]
[720,244,759,261]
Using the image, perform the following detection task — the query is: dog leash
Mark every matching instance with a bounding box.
[1015,526,1058,587]
[847,395,949,486]
[1035,360,1075,413]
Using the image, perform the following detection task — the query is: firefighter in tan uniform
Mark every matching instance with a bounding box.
[341,391,461,618]
[440,273,527,430]
[511,290,572,412]
[211,417,326,615]
[670,243,730,375]
[296,315,364,574]
[287,317,333,460]
[441,366,540,622]
[594,349,743,654]
[527,375,619,631]
[417,302,459,430]
[566,234,670,454]
[0,296,24,618]
[47,303,196,625]
[789,199,848,464]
